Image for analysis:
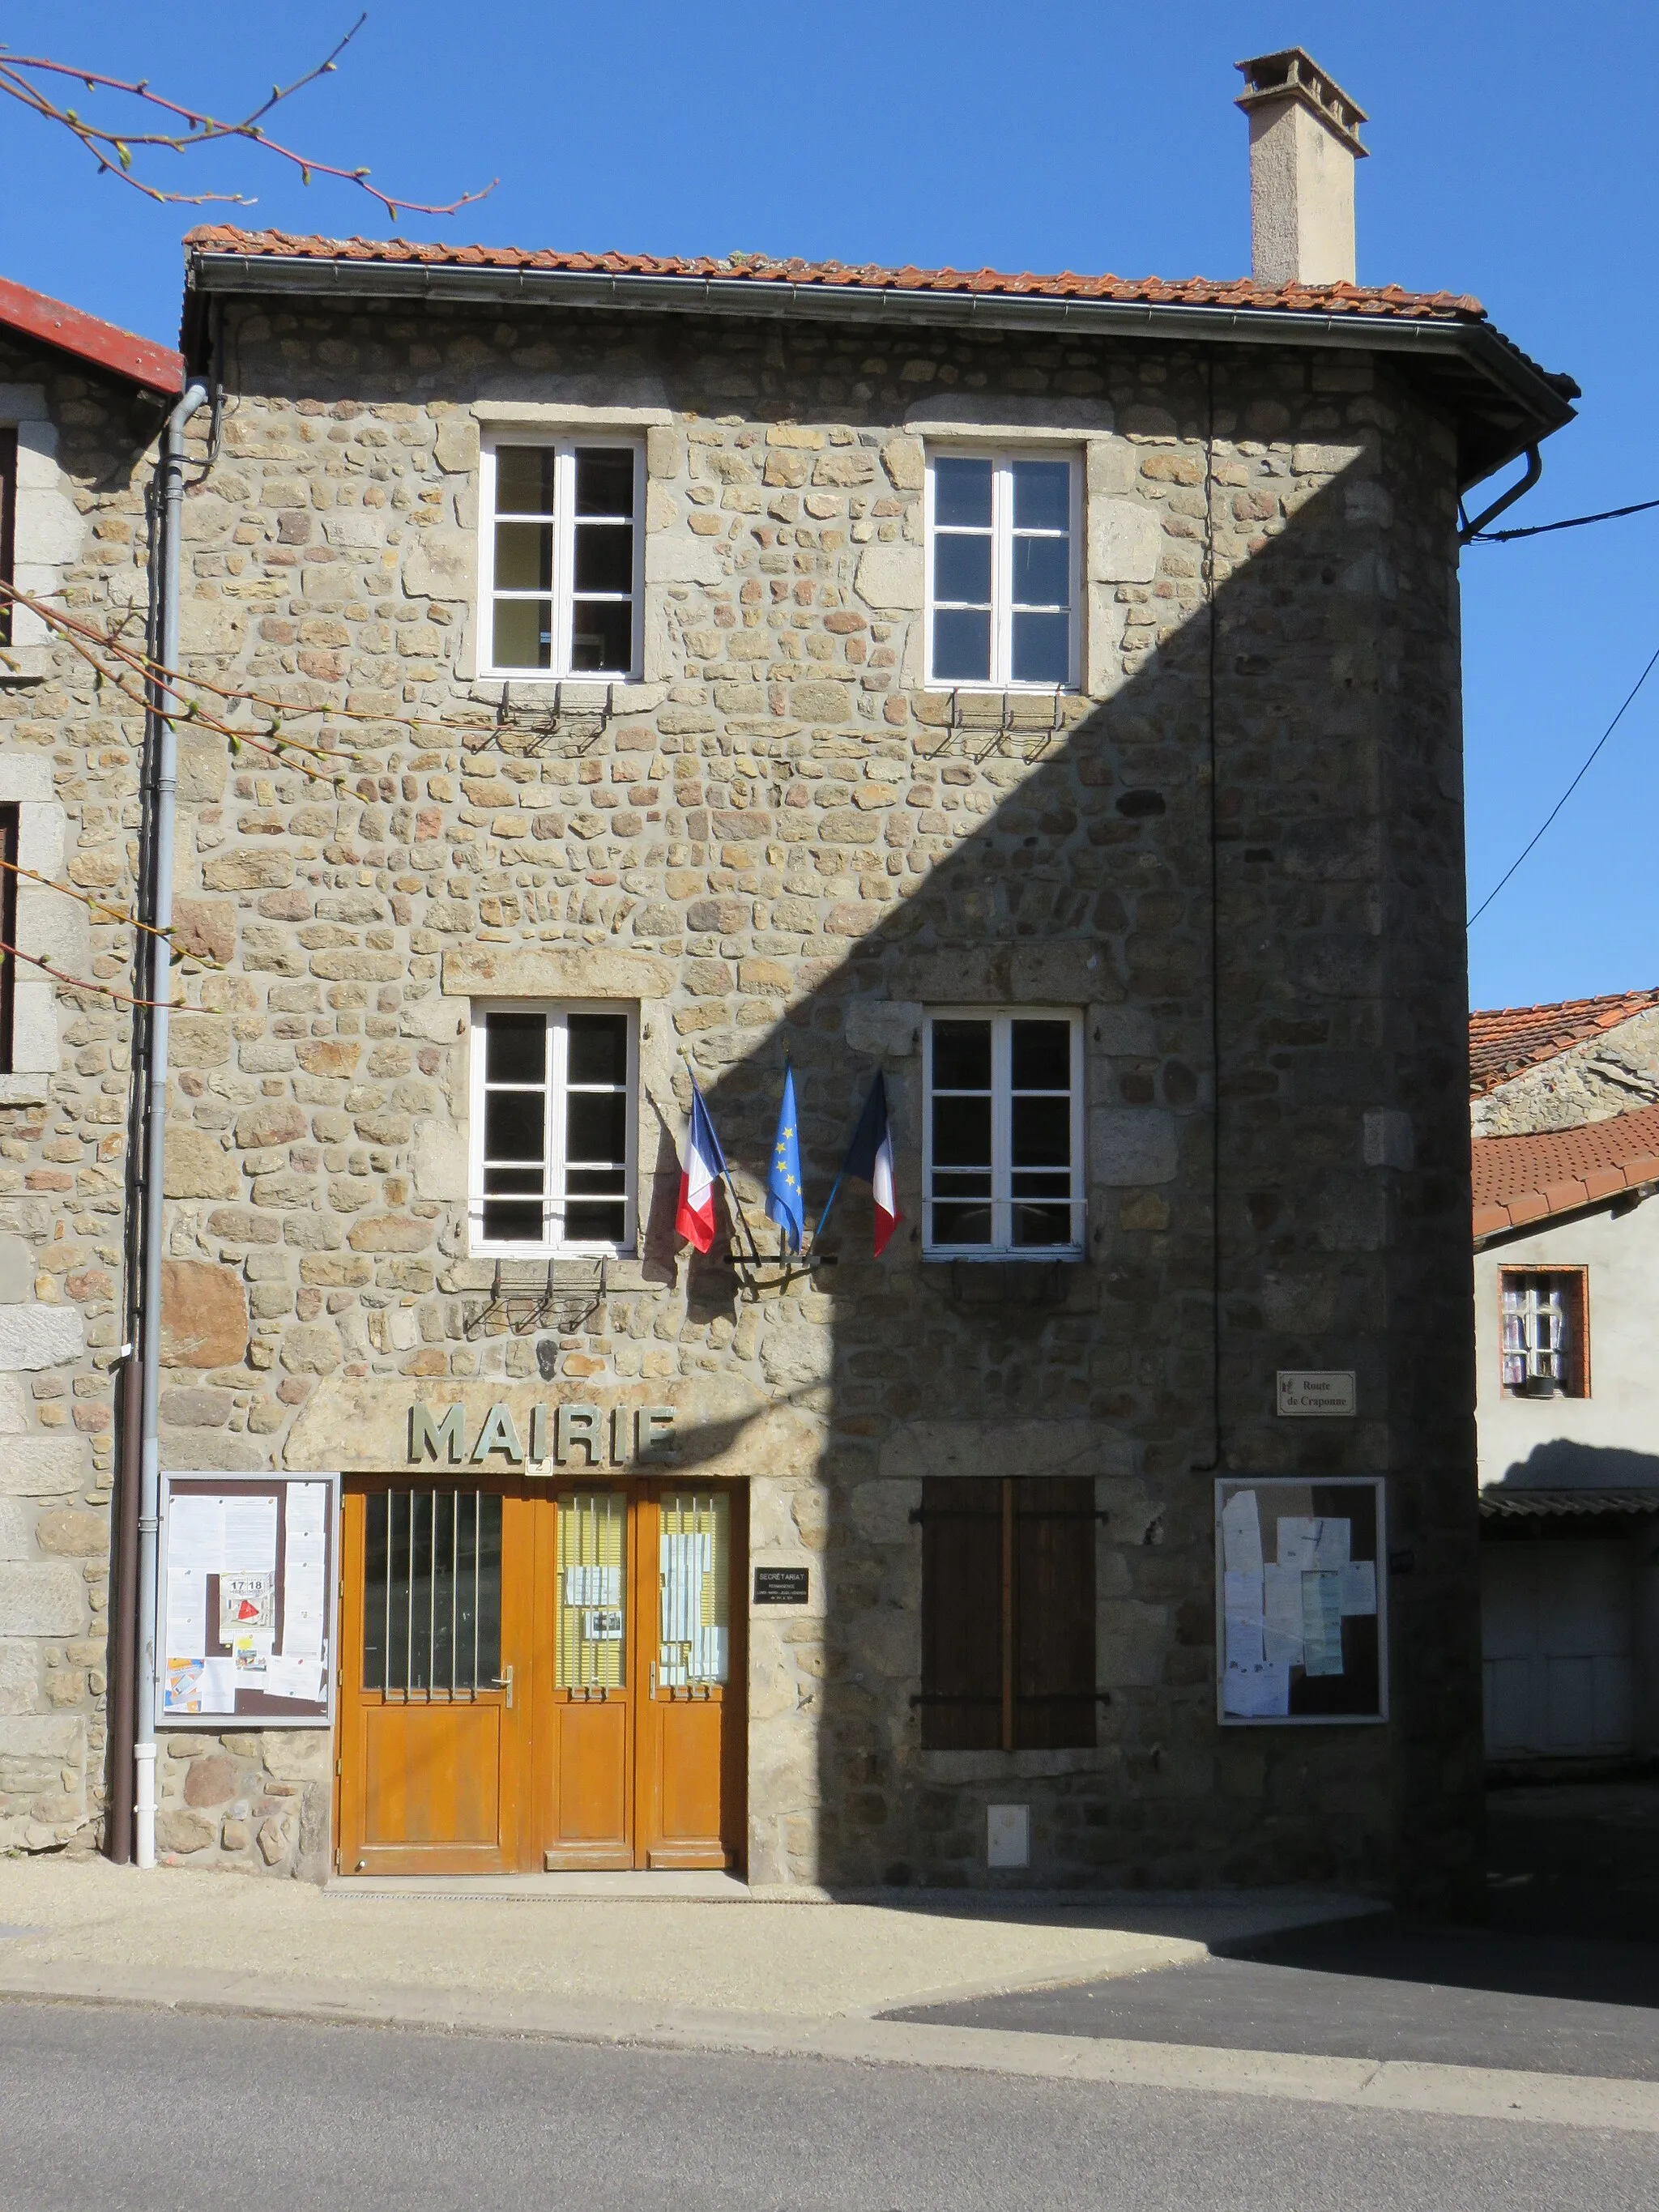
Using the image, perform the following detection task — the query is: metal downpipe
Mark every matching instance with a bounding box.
[133,377,210,1869]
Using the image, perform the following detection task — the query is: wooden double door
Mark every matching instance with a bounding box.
[336,1477,746,1875]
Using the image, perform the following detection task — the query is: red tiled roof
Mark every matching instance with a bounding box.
[1471,1102,1659,1241]
[1469,987,1659,1097]
[185,225,1491,324]
[0,274,181,396]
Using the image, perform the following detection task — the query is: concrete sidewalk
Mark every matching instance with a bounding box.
[5,1860,1658,2135]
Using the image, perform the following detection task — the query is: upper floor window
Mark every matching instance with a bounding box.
[1500,1267,1589,1399]
[479,439,643,680]
[923,1010,1084,1259]
[469,1004,636,1256]
[925,450,1080,691]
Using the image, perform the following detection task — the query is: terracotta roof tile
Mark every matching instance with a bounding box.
[184,225,1492,325]
[1470,1102,1659,1238]
[1468,987,1659,1097]
[0,273,181,395]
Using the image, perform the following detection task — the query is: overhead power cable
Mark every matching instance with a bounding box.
[1470,496,1659,543]
[1467,641,1659,928]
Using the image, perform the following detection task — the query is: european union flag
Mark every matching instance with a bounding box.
[766,1064,805,1254]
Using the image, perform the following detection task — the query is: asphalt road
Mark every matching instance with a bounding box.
[0,1999,1654,2212]
[893,1922,1659,2078]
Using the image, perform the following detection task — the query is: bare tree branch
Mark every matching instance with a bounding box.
[0,13,495,219]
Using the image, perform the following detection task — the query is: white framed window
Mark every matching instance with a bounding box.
[1499,1268,1589,1398]
[477,437,644,680]
[468,1003,637,1256]
[924,449,1081,691]
[922,1009,1085,1259]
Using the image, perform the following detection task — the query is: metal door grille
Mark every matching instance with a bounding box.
[557,1491,627,1690]
[363,1488,502,1697]
[658,1491,728,1689]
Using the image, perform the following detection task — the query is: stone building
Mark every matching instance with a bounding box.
[0,279,181,1854]
[18,56,1581,1899]
[1470,991,1659,1770]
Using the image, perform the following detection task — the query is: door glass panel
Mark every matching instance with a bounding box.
[658,1492,729,1687]
[557,1491,627,1689]
[362,1488,501,1696]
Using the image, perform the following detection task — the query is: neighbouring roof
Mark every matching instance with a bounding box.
[1480,1488,1659,1519]
[1471,1102,1659,1241]
[0,272,181,397]
[1469,987,1659,1097]
[182,227,1578,487]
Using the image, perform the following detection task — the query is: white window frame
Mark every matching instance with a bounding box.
[921,1008,1085,1260]
[476,435,646,683]
[1499,1267,1589,1397]
[467,1001,638,1259]
[923,446,1082,693]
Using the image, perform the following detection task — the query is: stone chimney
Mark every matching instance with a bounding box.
[1235,48,1367,287]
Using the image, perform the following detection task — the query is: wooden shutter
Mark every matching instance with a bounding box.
[1013,1477,1097,1749]
[919,1477,1003,1750]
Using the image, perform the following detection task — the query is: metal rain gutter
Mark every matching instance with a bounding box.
[186,252,1576,483]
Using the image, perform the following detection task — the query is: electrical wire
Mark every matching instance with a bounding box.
[1471,496,1659,543]
[1467,641,1659,928]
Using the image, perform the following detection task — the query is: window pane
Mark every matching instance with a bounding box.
[567,1013,629,1085]
[932,1021,992,1089]
[494,520,553,592]
[933,533,993,605]
[1011,459,1070,531]
[495,446,557,515]
[482,1198,544,1242]
[1013,1200,1073,1248]
[565,1089,626,1165]
[934,457,993,528]
[1011,1020,1071,1090]
[932,1095,992,1167]
[492,598,552,669]
[1011,535,1069,607]
[565,1199,627,1242]
[573,522,633,595]
[1011,610,1070,684]
[571,599,633,673]
[932,1201,992,1247]
[485,1012,546,1085]
[1011,1095,1070,1168]
[574,449,636,518]
[484,1089,544,1162]
[483,1167,544,1196]
[565,1166,626,1196]
[931,609,991,683]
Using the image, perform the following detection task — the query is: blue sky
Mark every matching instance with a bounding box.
[2,2,1653,1012]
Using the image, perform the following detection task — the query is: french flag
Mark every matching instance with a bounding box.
[675,1084,728,1253]
[842,1073,900,1257]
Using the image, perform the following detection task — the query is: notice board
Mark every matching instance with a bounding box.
[1214,1477,1387,1726]
[156,1473,338,1728]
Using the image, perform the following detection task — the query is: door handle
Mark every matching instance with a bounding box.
[489,1665,514,1708]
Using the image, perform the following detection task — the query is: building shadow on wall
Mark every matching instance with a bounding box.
[659,407,1470,1894]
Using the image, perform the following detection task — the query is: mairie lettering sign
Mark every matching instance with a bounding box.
[408,1400,676,1468]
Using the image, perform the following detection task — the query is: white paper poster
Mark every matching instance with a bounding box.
[282,1482,330,1661]
[1277,1516,1320,1571]
[1263,1562,1305,1667]
[1312,1518,1351,1571]
[223,1496,279,1574]
[1301,1570,1345,1676]
[1222,1490,1264,1577]
[1339,1559,1378,1617]
[1222,1660,1290,1717]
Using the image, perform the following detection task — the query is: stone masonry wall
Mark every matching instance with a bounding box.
[0,334,153,1856]
[1472,1009,1659,1137]
[140,291,1477,1891]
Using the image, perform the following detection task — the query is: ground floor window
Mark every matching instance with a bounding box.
[918,1475,1098,1750]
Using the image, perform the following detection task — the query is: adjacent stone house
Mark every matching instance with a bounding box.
[0,279,181,1852]
[1471,991,1659,1771]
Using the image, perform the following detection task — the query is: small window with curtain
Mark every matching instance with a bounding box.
[468,1004,636,1256]
[923,1009,1084,1258]
[926,448,1079,690]
[919,1477,1099,1751]
[1499,1267,1589,1398]
[478,438,642,680]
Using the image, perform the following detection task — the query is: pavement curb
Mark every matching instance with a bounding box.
[2,1963,1655,2134]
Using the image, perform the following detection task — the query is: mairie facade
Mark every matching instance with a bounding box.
[69,211,1560,1905]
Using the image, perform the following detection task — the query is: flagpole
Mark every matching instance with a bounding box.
[808,1170,845,1251]
[721,1166,767,1272]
